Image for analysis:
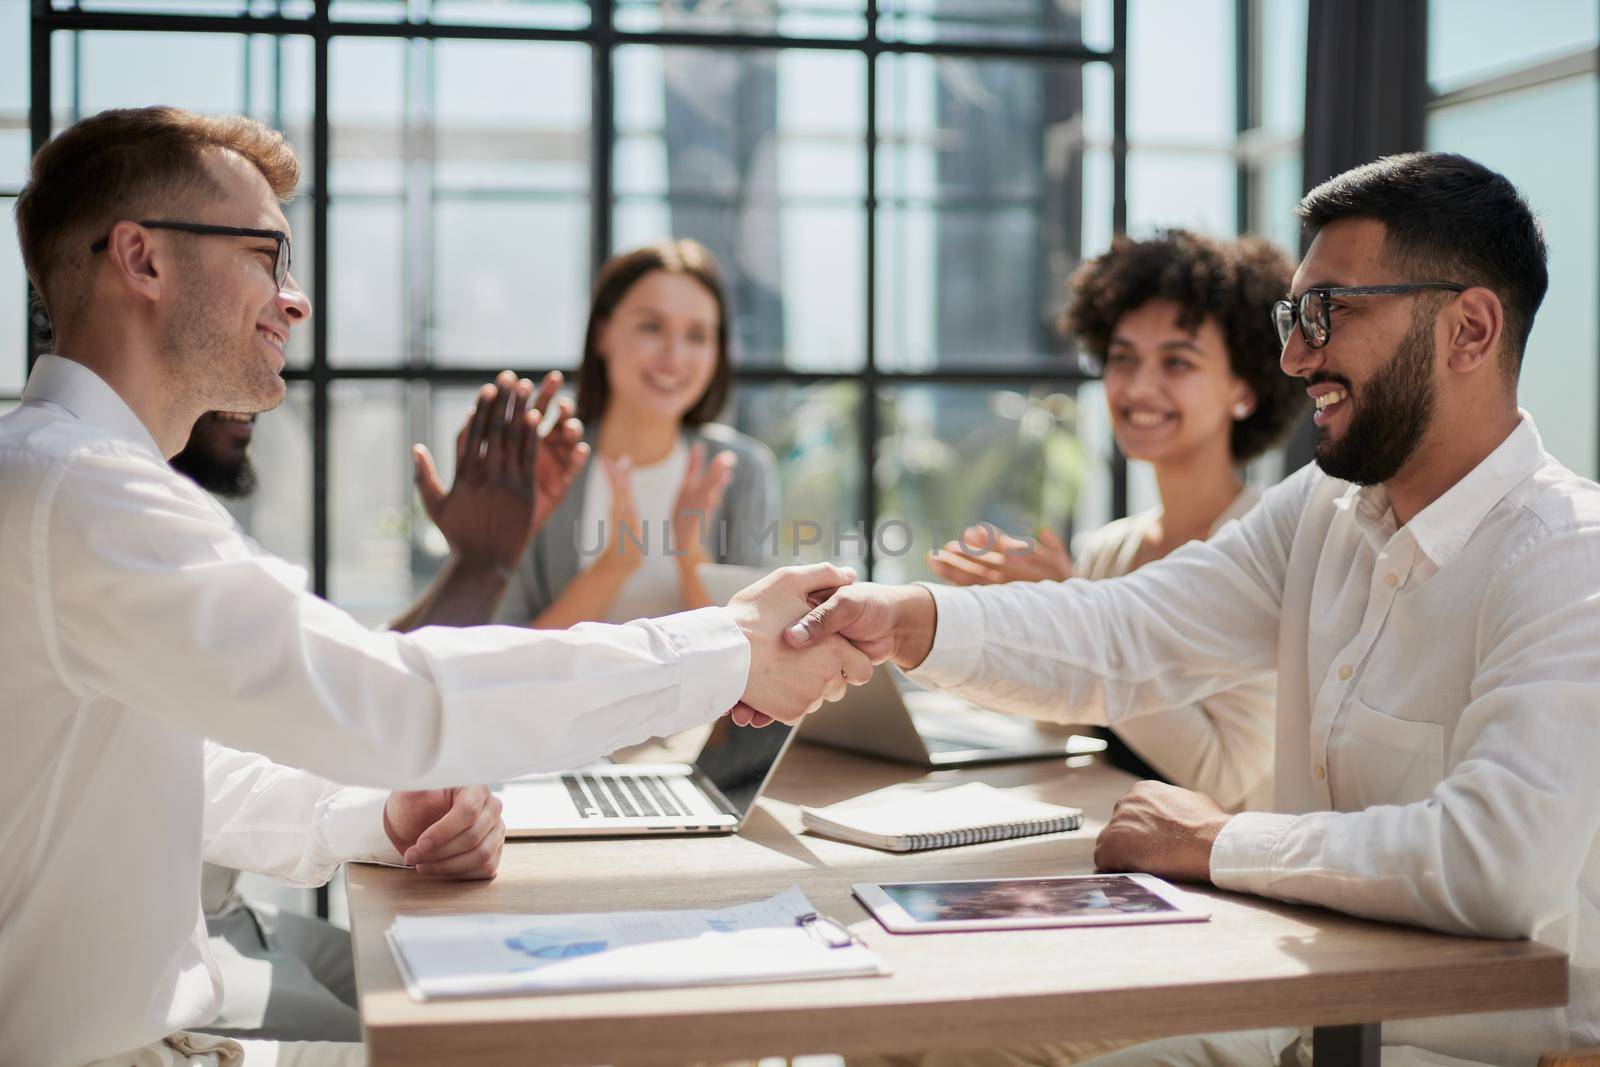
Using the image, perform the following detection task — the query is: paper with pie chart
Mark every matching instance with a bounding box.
[387,885,887,999]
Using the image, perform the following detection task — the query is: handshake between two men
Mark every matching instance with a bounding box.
[723,570,938,729]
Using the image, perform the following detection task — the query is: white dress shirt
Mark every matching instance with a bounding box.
[909,415,1600,1065]
[1072,486,1273,811]
[0,356,750,1067]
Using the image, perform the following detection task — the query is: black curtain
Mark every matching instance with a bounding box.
[1301,0,1428,192]
[1284,0,1428,470]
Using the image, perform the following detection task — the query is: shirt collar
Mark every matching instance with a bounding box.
[20,354,166,461]
[1332,482,1396,551]
[1404,412,1545,567]
[1326,413,1546,567]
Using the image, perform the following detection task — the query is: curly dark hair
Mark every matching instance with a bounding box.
[1061,229,1306,462]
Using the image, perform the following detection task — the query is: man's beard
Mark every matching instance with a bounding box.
[1313,309,1438,486]
[171,428,258,498]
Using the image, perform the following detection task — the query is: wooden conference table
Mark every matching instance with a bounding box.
[346,738,1567,1067]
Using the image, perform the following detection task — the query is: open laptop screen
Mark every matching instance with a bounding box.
[692,717,795,816]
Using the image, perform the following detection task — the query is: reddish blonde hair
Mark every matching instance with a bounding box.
[15,106,300,331]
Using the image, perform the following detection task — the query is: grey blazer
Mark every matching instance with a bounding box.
[493,423,780,624]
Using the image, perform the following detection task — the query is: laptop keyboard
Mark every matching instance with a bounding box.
[562,772,686,820]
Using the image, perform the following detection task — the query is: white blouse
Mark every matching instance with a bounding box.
[577,439,692,623]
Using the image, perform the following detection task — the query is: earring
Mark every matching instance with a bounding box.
[1233,402,1252,419]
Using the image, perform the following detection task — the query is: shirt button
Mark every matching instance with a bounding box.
[1315,765,1326,781]
[1384,572,1398,587]
[1338,665,1353,680]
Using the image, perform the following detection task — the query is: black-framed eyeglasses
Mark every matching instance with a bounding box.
[1272,283,1466,350]
[89,220,292,290]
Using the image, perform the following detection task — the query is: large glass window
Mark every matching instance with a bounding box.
[877,53,1090,372]
[1,1,29,191]
[16,0,1126,623]
[730,381,865,566]
[1125,0,1236,237]
[875,381,1090,583]
[1115,0,1309,513]
[1428,0,1598,93]
[328,36,591,370]
[615,45,867,373]
[1121,0,1308,253]
[4,0,1331,612]
[1243,0,1307,255]
[2,0,26,394]
[0,206,21,394]
[1426,4,1600,480]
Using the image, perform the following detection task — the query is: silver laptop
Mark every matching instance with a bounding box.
[499,716,797,837]
[696,563,1106,769]
[800,668,1105,768]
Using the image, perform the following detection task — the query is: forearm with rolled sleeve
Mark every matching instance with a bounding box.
[201,742,402,887]
[904,469,1305,725]
[44,450,752,791]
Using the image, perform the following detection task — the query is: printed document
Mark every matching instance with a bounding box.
[388,885,887,999]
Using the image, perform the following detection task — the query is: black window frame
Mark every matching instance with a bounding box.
[25,0,1130,592]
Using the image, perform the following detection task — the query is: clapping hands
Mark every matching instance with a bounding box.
[926,524,1072,586]
[672,442,737,569]
[412,369,590,573]
[597,454,646,574]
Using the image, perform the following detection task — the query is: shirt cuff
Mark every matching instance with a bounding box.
[320,786,405,868]
[1209,810,1298,895]
[903,582,985,690]
[653,605,751,731]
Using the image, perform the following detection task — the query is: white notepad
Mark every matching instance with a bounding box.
[386,886,886,1000]
[800,782,1083,852]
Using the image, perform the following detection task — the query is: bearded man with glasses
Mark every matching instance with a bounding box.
[814,151,1600,1067]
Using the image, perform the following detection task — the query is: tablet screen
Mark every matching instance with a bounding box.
[882,874,1179,923]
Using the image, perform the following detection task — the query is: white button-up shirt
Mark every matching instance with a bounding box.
[910,415,1600,1064]
[0,356,749,1067]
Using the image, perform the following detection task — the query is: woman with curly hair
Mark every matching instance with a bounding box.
[928,229,1304,811]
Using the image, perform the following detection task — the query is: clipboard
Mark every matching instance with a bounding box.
[386,886,888,1000]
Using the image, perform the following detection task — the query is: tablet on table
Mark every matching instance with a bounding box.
[853,873,1210,934]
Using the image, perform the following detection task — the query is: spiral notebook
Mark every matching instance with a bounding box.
[800,782,1082,852]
